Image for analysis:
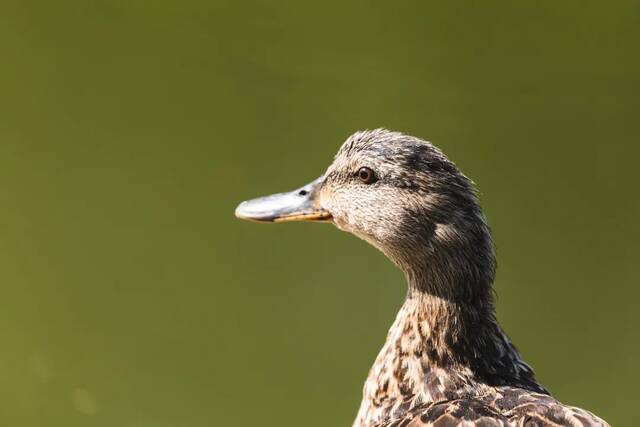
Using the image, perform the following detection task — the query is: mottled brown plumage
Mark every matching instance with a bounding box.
[235,129,609,427]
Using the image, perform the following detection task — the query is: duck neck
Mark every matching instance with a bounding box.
[354,246,546,426]
[354,288,544,426]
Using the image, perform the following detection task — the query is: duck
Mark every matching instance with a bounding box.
[235,129,609,427]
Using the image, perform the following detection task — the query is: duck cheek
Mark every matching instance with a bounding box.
[319,195,354,232]
[327,208,365,236]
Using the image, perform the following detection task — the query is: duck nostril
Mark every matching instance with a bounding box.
[298,189,308,196]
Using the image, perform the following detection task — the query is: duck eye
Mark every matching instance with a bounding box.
[357,167,376,184]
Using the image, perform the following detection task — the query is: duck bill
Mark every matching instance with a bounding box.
[235,176,331,223]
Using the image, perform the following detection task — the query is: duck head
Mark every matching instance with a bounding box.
[235,129,495,301]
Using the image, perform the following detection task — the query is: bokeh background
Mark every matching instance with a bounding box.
[1,1,638,426]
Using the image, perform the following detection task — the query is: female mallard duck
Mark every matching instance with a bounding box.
[235,129,608,427]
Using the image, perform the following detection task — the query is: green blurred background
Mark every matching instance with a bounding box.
[0,1,638,426]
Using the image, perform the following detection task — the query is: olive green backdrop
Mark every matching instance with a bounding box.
[0,1,638,426]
